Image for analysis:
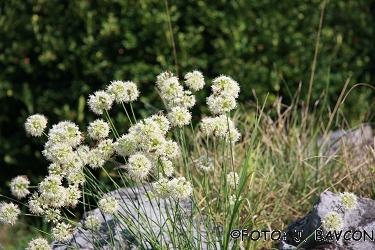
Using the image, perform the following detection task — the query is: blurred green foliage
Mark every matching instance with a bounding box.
[0,0,374,197]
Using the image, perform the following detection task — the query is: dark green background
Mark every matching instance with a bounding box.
[1,0,374,196]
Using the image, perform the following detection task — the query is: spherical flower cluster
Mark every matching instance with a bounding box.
[107,80,139,103]
[10,175,30,199]
[47,121,83,147]
[87,90,115,115]
[65,185,82,207]
[28,193,45,215]
[322,211,343,232]
[43,208,61,223]
[87,149,106,169]
[38,175,66,208]
[84,214,101,230]
[339,192,357,211]
[168,177,193,199]
[42,142,75,166]
[114,134,137,157]
[168,106,192,127]
[127,153,152,180]
[0,202,21,226]
[27,237,51,250]
[150,114,170,135]
[151,178,171,199]
[200,115,241,143]
[96,139,115,160]
[156,70,174,86]
[229,194,242,207]
[184,70,205,91]
[157,77,184,101]
[227,172,239,188]
[25,114,48,137]
[197,156,214,171]
[87,119,110,140]
[51,222,73,242]
[98,196,119,215]
[207,75,240,115]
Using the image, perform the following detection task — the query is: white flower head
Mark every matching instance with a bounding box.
[150,114,170,135]
[38,175,67,208]
[227,172,239,188]
[168,177,193,200]
[87,119,110,140]
[156,70,174,86]
[47,121,83,147]
[10,175,30,199]
[322,211,344,232]
[157,77,184,101]
[43,208,61,223]
[42,142,75,166]
[87,90,115,115]
[65,185,82,208]
[27,237,51,250]
[87,148,106,169]
[212,75,240,98]
[98,196,119,215]
[159,158,174,177]
[229,194,242,207]
[168,106,191,127]
[127,153,152,180]
[0,202,21,226]
[96,138,115,160]
[28,193,45,215]
[184,70,205,91]
[170,91,196,109]
[339,192,357,211]
[84,214,101,230]
[207,94,237,115]
[114,134,137,157]
[107,80,140,103]
[25,114,48,137]
[197,156,213,171]
[51,222,73,242]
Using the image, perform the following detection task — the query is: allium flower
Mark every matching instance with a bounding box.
[207,94,237,115]
[227,172,239,188]
[65,185,82,207]
[152,178,170,199]
[98,196,119,215]
[87,119,110,140]
[38,175,67,208]
[339,192,357,211]
[164,140,180,159]
[229,194,242,207]
[87,90,115,115]
[156,71,174,87]
[0,202,21,226]
[27,237,51,250]
[48,163,64,176]
[43,208,61,223]
[107,80,139,103]
[157,77,184,101]
[149,114,170,135]
[10,175,30,199]
[87,148,106,169]
[42,142,75,166]
[75,144,90,165]
[184,70,205,91]
[159,158,174,177]
[25,114,48,137]
[200,115,241,143]
[127,153,152,180]
[197,156,213,171]
[96,138,115,160]
[51,222,73,242]
[212,75,240,98]
[322,211,343,232]
[114,134,137,157]
[170,91,196,109]
[66,170,85,187]
[168,106,191,127]
[28,193,45,215]
[84,214,101,230]
[168,177,193,200]
[47,121,83,147]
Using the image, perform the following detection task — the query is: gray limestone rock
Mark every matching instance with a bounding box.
[279,191,375,250]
